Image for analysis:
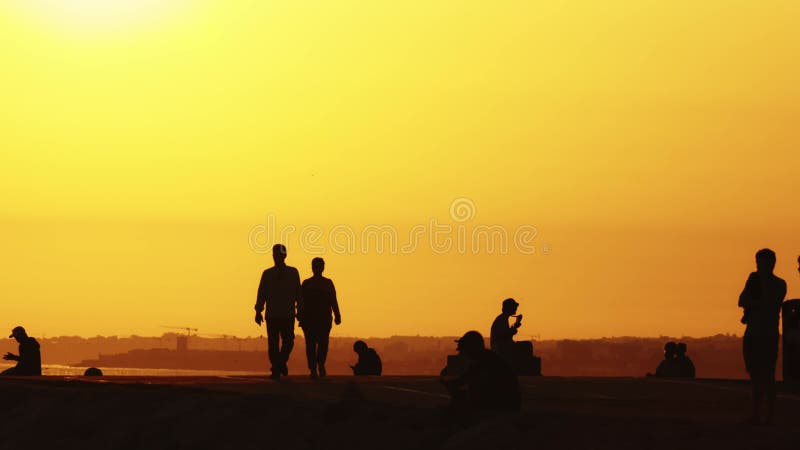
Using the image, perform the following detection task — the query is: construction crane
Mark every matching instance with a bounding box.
[160,325,198,337]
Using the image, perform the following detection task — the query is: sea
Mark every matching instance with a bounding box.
[0,363,263,377]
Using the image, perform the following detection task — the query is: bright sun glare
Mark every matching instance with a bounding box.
[19,0,184,32]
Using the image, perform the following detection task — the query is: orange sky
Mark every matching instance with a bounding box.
[1,0,798,339]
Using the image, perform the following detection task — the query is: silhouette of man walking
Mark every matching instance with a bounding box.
[255,244,302,380]
[738,248,786,425]
[2,326,41,376]
[299,257,341,379]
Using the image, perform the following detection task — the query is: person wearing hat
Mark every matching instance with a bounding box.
[490,298,522,366]
[254,243,302,380]
[2,326,41,376]
[441,330,520,414]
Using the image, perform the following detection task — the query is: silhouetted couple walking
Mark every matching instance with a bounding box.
[254,244,341,380]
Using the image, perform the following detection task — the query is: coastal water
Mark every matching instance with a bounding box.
[0,363,263,377]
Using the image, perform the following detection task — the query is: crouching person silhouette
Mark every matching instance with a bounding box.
[2,326,41,376]
[351,340,382,376]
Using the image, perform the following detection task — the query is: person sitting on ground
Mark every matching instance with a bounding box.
[441,331,520,413]
[351,340,382,376]
[2,326,41,376]
[650,341,679,377]
[490,298,522,365]
[675,342,696,378]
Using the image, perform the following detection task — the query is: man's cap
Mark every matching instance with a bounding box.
[502,298,519,308]
[455,331,485,349]
[9,326,25,338]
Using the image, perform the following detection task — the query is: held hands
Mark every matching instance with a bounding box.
[514,314,523,328]
[255,312,263,326]
[3,352,18,361]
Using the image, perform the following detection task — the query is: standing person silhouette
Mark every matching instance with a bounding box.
[255,244,302,380]
[299,257,341,379]
[738,248,786,425]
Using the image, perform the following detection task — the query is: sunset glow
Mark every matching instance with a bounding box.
[1,1,798,340]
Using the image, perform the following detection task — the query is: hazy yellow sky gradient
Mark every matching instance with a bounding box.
[1,1,798,339]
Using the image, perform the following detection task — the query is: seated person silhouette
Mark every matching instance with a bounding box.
[649,341,680,377]
[675,342,696,378]
[2,326,41,376]
[490,298,522,365]
[351,340,382,376]
[441,331,520,413]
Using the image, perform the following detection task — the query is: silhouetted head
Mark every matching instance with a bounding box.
[312,257,325,276]
[502,298,519,316]
[272,244,287,266]
[353,340,368,354]
[677,343,687,356]
[455,331,485,358]
[664,341,677,358]
[9,326,27,343]
[755,248,776,274]
[83,367,103,377]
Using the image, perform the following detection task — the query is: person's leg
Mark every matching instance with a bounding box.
[317,326,331,375]
[1,367,17,375]
[278,318,295,375]
[766,370,777,424]
[751,371,766,423]
[304,327,318,375]
[266,318,281,377]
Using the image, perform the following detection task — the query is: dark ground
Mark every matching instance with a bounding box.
[2,375,800,450]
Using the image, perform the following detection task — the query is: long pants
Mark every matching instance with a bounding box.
[266,317,295,373]
[303,325,331,371]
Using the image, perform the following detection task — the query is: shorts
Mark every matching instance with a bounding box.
[743,333,779,374]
